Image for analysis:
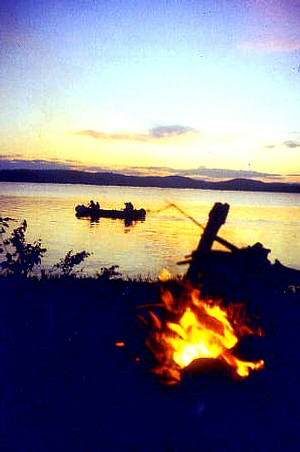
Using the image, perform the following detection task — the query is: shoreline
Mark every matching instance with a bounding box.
[1,169,300,194]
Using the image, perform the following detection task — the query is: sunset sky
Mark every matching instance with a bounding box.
[1,0,300,181]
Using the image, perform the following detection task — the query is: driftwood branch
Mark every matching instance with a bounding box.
[186,202,231,282]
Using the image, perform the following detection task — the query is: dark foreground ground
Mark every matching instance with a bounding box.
[0,275,300,451]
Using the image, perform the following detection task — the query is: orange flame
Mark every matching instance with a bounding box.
[147,286,264,384]
[115,341,126,347]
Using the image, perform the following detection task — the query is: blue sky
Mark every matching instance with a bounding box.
[1,0,300,180]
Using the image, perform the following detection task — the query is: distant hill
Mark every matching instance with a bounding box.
[0,169,299,194]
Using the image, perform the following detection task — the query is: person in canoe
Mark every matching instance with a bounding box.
[124,202,134,213]
[88,200,100,211]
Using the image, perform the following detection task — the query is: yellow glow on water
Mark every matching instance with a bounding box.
[0,183,299,277]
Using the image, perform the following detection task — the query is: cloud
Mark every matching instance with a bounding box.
[265,137,300,149]
[0,157,78,171]
[149,125,195,138]
[247,0,300,22]
[75,129,149,142]
[110,165,283,181]
[160,166,281,180]
[240,37,300,53]
[176,167,281,180]
[0,153,24,159]
[283,140,300,148]
[75,125,196,142]
[0,158,289,182]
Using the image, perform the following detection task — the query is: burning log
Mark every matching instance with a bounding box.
[144,202,300,384]
[146,283,264,385]
[144,203,271,384]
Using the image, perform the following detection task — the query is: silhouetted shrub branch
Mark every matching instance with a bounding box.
[96,265,122,280]
[51,250,91,276]
[0,218,92,278]
[0,218,46,277]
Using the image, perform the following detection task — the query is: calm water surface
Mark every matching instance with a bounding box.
[1,182,299,277]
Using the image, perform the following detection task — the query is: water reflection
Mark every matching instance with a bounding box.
[0,182,299,277]
[76,215,146,230]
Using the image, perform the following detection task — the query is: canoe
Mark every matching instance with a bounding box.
[75,205,146,220]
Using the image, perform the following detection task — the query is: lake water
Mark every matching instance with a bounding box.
[0,182,299,277]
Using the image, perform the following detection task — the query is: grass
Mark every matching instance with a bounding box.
[0,271,300,451]
[1,218,300,450]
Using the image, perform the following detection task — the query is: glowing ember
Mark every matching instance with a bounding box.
[147,286,264,384]
[115,341,126,347]
[159,268,172,282]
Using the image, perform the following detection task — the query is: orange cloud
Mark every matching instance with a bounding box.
[75,129,149,142]
[283,140,300,148]
[75,125,196,142]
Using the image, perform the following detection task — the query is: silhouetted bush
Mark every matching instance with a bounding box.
[0,218,91,278]
[51,249,91,276]
[97,265,122,280]
[0,218,46,277]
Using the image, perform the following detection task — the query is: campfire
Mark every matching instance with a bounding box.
[146,284,264,385]
[145,203,266,385]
